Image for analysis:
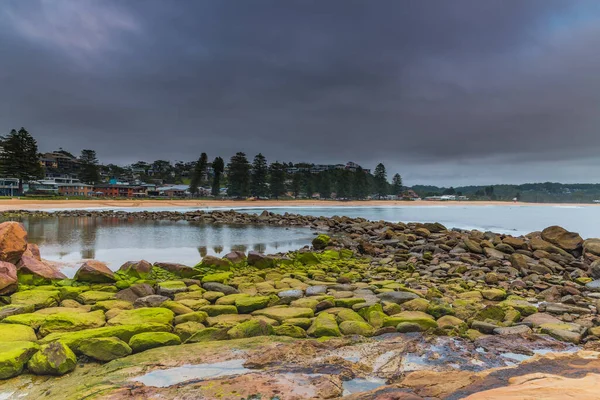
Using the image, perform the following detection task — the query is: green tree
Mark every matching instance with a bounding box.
[250,153,269,198]
[374,163,388,199]
[0,128,44,192]
[352,167,369,199]
[303,172,314,198]
[78,149,100,184]
[189,152,208,196]
[291,173,302,198]
[336,170,351,199]
[227,152,251,198]
[269,162,286,199]
[391,173,403,196]
[211,157,224,196]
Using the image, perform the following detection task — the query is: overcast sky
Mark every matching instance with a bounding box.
[1,1,600,186]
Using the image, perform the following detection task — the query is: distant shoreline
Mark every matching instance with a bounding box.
[0,198,598,211]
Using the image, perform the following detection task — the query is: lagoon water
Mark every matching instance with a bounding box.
[7,217,314,277]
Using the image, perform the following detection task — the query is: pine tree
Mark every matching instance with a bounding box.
[374,163,388,199]
[79,149,100,184]
[352,167,369,199]
[227,152,251,198]
[391,173,403,196]
[269,162,286,199]
[211,157,224,196]
[319,172,332,199]
[189,153,208,196]
[250,153,269,198]
[336,170,351,199]
[0,128,44,192]
[291,173,302,198]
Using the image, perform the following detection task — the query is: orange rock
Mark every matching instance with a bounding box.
[22,243,41,260]
[17,255,67,280]
[75,260,116,283]
[0,221,28,264]
[0,261,17,295]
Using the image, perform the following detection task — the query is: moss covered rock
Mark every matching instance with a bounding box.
[312,234,330,250]
[107,307,174,326]
[186,327,230,343]
[201,272,232,284]
[252,307,314,323]
[173,311,208,325]
[235,296,271,313]
[40,323,170,352]
[339,320,374,336]
[27,341,76,376]
[78,337,132,361]
[0,341,39,379]
[481,288,507,301]
[273,324,307,338]
[174,321,205,341]
[92,300,133,312]
[199,305,238,317]
[385,311,438,330]
[307,312,341,337]
[11,290,60,309]
[76,290,116,305]
[39,310,106,336]
[227,319,274,339]
[129,332,181,352]
[0,323,37,342]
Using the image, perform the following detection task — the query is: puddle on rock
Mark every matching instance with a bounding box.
[342,377,387,396]
[132,359,250,387]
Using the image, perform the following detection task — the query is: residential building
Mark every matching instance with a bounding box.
[40,151,80,176]
[157,185,189,197]
[58,183,94,197]
[94,184,134,197]
[0,178,19,196]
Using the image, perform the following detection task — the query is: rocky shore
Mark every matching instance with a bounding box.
[1,210,600,399]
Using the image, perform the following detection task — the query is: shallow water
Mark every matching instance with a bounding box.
[37,204,600,237]
[3,217,313,276]
[342,377,387,395]
[132,359,250,387]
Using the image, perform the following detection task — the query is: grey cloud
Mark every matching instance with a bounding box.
[1,0,600,185]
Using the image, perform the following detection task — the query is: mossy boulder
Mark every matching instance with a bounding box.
[174,321,206,341]
[40,323,170,352]
[336,309,365,323]
[339,320,374,336]
[252,307,314,323]
[157,281,188,297]
[173,311,209,325]
[79,337,132,361]
[201,272,232,284]
[202,291,225,302]
[334,298,366,308]
[312,234,331,250]
[186,327,230,343]
[235,296,271,313]
[273,324,307,338]
[206,314,252,328]
[437,315,467,330]
[0,341,39,379]
[199,305,238,317]
[296,252,320,266]
[39,310,106,336]
[11,290,60,309]
[118,260,153,279]
[76,291,117,305]
[176,298,210,311]
[91,300,133,312]
[307,312,341,337]
[215,293,250,305]
[107,307,174,326]
[27,341,76,376]
[500,299,538,317]
[0,323,37,342]
[474,305,506,322]
[196,255,232,271]
[401,298,430,312]
[227,319,274,339]
[74,261,116,283]
[481,288,507,301]
[160,300,194,315]
[129,332,181,352]
[385,311,438,330]
[283,317,313,330]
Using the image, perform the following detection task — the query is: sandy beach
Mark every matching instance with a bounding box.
[0,198,597,211]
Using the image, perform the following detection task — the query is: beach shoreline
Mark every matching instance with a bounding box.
[0,198,598,211]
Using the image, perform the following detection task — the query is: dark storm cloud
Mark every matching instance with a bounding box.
[1,0,600,185]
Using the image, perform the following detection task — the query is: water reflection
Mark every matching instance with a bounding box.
[1,217,313,275]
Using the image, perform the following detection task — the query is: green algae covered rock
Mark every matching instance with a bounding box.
[307,312,341,337]
[385,311,438,330]
[39,310,106,336]
[235,296,271,313]
[199,305,238,317]
[186,327,230,343]
[173,311,208,325]
[40,323,170,352]
[174,321,205,341]
[0,323,37,342]
[2,313,48,329]
[312,234,330,250]
[0,341,39,379]
[227,319,274,339]
[500,298,538,317]
[107,307,174,326]
[201,272,232,284]
[334,298,366,308]
[215,293,250,305]
[283,317,312,330]
[296,252,320,266]
[336,309,365,323]
[79,337,132,361]
[252,306,314,323]
[11,290,60,309]
[481,288,507,301]
[27,341,76,376]
[474,305,505,322]
[92,300,133,312]
[339,320,374,336]
[160,300,194,315]
[129,332,181,353]
[76,290,116,305]
[273,324,307,338]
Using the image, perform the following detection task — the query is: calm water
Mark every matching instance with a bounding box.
[6,217,314,277]
[40,204,600,238]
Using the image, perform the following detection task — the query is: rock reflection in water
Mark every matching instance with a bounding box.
[132,359,250,387]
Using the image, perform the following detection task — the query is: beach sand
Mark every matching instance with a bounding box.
[0,198,597,211]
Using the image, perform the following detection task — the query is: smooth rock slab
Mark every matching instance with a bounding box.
[79,337,132,361]
[377,291,419,304]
